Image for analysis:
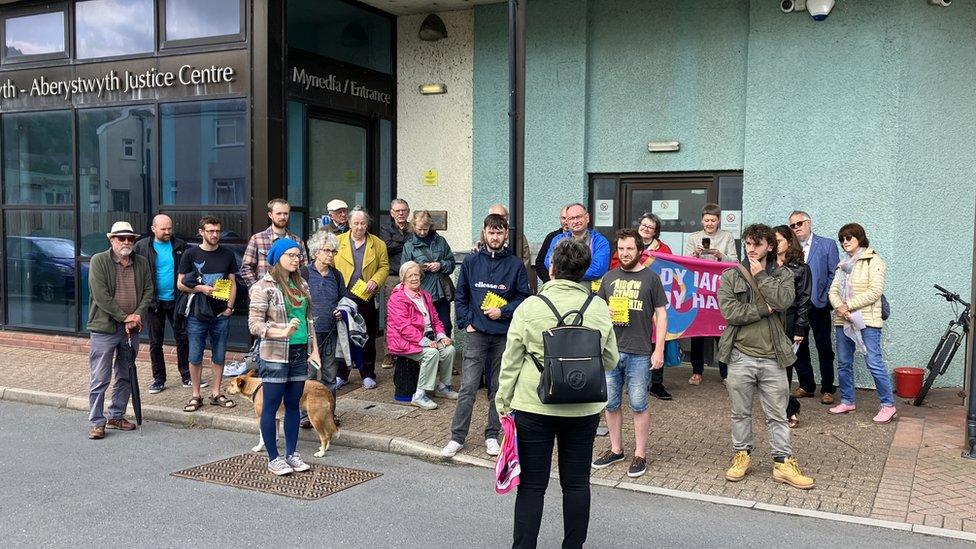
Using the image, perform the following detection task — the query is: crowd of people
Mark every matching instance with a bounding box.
[84,197,891,549]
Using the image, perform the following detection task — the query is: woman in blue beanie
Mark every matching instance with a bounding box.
[247,238,322,476]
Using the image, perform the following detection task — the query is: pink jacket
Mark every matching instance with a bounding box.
[386,284,447,356]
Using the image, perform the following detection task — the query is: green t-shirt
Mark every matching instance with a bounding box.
[284,283,309,345]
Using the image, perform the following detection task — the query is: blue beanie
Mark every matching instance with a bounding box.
[268,238,301,267]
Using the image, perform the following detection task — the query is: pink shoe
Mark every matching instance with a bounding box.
[873,406,898,424]
[828,403,856,414]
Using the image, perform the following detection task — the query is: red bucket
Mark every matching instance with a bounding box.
[894,367,925,399]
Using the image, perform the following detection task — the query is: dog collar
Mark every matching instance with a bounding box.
[248,383,263,403]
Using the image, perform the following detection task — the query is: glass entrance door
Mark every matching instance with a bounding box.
[308,117,367,230]
[623,178,717,255]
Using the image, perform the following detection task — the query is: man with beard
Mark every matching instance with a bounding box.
[87,222,154,439]
[134,214,191,393]
[593,229,667,478]
[442,214,532,458]
[241,199,306,287]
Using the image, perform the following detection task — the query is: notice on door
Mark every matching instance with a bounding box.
[652,200,679,220]
[722,210,742,236]
[594,199,614,227]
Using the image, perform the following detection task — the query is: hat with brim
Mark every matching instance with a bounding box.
[106,221,139,239]
[327,199,349,212]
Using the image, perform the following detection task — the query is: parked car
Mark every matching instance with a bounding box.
[5,236,76,303]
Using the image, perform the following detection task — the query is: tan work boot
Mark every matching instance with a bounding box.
[725,450,751,482]
[772,457,815,490]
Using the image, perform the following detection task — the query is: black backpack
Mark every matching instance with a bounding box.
[529,293,608,405]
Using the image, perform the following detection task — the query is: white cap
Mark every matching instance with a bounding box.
[327,199,348,212]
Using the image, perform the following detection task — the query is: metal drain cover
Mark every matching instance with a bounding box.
[172,453,381,500]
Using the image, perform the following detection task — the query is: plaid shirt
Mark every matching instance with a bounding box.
[247,274,315,362]
[240,227,307,287]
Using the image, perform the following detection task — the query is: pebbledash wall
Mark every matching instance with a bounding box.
[415,0,976,387]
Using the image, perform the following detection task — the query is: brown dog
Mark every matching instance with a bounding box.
[228,370,339,458]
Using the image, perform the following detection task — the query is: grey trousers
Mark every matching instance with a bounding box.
[89,326,139,427]
[450,331,504,444]
[726,349,793,459]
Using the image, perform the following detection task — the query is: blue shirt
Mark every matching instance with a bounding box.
[152,240,175,301]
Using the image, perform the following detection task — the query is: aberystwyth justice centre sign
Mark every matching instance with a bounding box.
[0,50,248,111]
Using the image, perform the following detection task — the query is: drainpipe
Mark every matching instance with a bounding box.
[964,192,976,459]
[508,0,526,257]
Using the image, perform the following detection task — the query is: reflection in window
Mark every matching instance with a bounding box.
[3,111,73,205]
[161,100,247,205]
[4,11,65,59]
[165,0,241,41]
[78,106,156,256]
[76,0,154,59]
[4,211,76,330]
[288,0,393,74]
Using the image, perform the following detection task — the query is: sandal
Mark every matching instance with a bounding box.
[183,397,203,412]
[788,414,800,429]
[209,394,237,408]
[688,374,703,386]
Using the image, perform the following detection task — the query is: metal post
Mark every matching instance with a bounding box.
[507,0,526,256]
[963,191,976,459]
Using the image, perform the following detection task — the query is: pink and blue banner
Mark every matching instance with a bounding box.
[644,252,738,339]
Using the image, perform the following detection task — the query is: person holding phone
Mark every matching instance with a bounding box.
[247,238,322,476]
[684,203,738,385]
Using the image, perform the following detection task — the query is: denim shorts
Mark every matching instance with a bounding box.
[186,315,230,365]
[259,346,309,384]
[605,352,651,413]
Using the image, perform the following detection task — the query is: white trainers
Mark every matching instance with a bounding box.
[441,440,463,458]
[285,452,311,472]
[268,457,294,476]
[485,438,501,456]
[363,377,377,390]
[434,385,459,400]
[334,377,347,390]
[411,394,437,410]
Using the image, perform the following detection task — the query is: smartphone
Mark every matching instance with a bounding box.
[701,237,711,250]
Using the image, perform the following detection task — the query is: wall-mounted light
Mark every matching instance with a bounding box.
[419,14,448,41]
[648,140,680,153]
[419,83,447,95]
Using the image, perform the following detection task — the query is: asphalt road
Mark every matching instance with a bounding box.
[0,402,968,549]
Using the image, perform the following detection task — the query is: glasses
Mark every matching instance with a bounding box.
[566,214,586,222]
[391,208,409,214]
[788,220,809,229]
[638,223,656,231]
[839,235,855,243]
[113,236,136,243]
[282,252,302,260]
[318,248,336,255]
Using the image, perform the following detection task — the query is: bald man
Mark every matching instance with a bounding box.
[134,214,191,394]
[485,204,534,290]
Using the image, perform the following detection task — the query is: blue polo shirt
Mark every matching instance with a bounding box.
[153,240,175,301]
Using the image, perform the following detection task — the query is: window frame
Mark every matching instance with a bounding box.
[0,1,71,66]
[159,0,246,50]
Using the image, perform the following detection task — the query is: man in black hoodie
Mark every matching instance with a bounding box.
[534,206,568,285]
[442,214,532,458]
[133,214,190,393]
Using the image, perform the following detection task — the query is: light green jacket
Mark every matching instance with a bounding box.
[496,279,619,417]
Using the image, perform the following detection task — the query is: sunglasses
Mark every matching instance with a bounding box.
[113,235,136,243]
[788,220,808,229]
[838,235,855,243]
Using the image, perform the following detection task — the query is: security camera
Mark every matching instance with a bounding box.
[928,0,951,6]
[806,0,834,20]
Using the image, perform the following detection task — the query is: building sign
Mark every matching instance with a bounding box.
[287,48,394,118]
[0,50,248,112]
[594,199,614,227]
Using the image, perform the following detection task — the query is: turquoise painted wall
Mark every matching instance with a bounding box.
[472,0,976,386]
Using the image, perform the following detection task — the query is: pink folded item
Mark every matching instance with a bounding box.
[495,414,521,494]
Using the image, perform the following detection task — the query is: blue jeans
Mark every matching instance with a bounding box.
[835,326,894,407]
[187,315,230,365]
[605,352,650,413]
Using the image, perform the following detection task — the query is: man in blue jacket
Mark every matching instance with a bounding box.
[544,203,610,288]
[442,214,532,458]
[788,210,839,404]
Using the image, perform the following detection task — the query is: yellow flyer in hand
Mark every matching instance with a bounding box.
[608,295,630,326]
[481,291,509,311]
[590,280,602,293]
[211,279,231,302]
[350,279,371,301]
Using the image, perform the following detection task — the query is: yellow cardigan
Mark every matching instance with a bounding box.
[335,232,389,294]
[828,247,886,328]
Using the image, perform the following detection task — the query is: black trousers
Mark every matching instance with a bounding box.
[793,305,836,394]
[146,300,190,384]
[433,299,453,339]
[513,410,600,549]
[690,337,727,378]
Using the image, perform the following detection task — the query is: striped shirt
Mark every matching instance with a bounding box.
[113,253,138,315]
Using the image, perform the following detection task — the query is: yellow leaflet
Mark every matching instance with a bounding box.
[350,279,371,300]
[211,279,231,301]
[590,280,602,293]
[481,291,509,311]
[609,295,630,326]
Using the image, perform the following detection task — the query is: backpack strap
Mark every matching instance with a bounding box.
[535,294,563,325]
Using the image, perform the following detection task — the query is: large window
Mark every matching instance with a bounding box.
[3,111,73,206]
[78,106,156,256]
[75,0,155,59]
[288,0,393,75]
[161,100,247,205]
[163,0,243,44]
[3,8,67,62]
[4,212,76,330]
